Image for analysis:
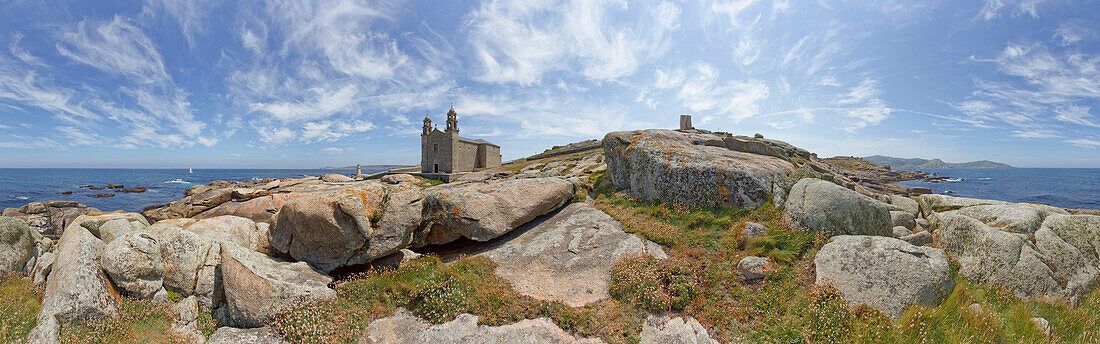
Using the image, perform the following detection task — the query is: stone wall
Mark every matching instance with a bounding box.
[476,144,502,169]
[421,130,452,173]
[451,140,478,172]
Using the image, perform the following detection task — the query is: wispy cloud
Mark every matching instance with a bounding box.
[465,0,676,84]
[955,41,1100,148]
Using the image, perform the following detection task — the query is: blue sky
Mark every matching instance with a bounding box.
[0,0,1098,168]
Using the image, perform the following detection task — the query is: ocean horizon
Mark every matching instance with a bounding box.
[4,167,1098,213]
[0,168,384,213]
[894,167,1100,210]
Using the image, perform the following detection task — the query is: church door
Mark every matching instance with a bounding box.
[434,164,438,173]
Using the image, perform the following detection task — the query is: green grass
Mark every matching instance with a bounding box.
[273,170,1100,344]
[274,255,645,344]
[60,297,189,344]
[0,276,41,343]
[591,170,1100,343]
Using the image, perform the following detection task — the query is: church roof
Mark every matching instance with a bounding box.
[458,136,499,147]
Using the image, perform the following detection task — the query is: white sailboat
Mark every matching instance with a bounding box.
[188,168,193,174]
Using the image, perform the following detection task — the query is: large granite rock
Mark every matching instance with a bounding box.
[784,179,892,236]
[208,326,289,344]
[640,314,721,344]
[890,211,917,230]
[814,235,954,319]
[27,225,119,343]
[479,203,666,306]
[935,213,1099,303]
[884,195,919,216]
[918,194,1008,216]
[150,219,223,309]
[70,212,149,239]
[602,129,794,209]
[170,296,206,344]
[100,230,164,299]
[419,177,577,246]
[218,244,335,328]
[0,216,36,275]
[187,215,268,251]
[271,184,420,273]
[194,192,313,224]
[322,174,355,183]
[361,309,603,344]
[950,204,1068,234]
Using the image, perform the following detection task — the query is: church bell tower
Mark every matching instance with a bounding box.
[445,105,459,133]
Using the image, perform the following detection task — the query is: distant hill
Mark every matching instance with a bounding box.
[863,155,1012,169]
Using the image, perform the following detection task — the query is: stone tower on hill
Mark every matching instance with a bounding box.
[421,106,502,174]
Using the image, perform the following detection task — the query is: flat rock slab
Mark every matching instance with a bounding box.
[478,203,667,306]
[208,326,289,344]
[640,314,721,344]
[361,309,603,344]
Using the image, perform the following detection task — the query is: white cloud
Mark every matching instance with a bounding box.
[1066,138,1100,149]
[957,42,1100,148]
[56,16,170,84]
[1012,129,1062,139]
[977,0,1048,20]
[299,119,374,143]
[670,64,770,121]
[251,85,360,123]
[466,0,672,84]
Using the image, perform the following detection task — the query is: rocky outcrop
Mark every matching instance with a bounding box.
[603,129,793,209]
[640,314,721,344]
[935,213,1098,303]
[187,215,268,251]
[419,177,578,246]
[362,309,603,344]
[2,200,100,237]
[784,179,892,236]
[949,204,1068,234]
[0,216,37,275]
[218,244,335,328]
[322,174,355,183]
[70,212,149,239]
[479,203,666,306]
[271,184,419,273]
[814,235,954,319]
[193,192,312,224]
[208,326,289,344]
[381,174,419,184]
[918,194,1008,216]
[27,224,119,343]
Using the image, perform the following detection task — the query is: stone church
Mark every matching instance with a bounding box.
[421,106,502,174]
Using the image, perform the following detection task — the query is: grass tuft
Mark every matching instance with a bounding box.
[0,275,41,343]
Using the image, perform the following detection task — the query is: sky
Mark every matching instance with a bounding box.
[0,0,1098,168]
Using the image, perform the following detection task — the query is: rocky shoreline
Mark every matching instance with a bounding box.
[1,127,1097,343]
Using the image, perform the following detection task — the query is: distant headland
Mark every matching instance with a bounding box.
[863,155,1013,169]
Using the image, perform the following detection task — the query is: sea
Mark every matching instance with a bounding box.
[2,167,1098,213]
[0,168,383,213]
[894,168,1100,210]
